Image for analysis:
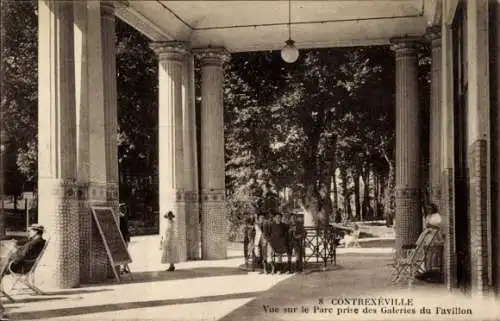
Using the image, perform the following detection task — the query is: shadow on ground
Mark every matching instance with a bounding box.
[7,291,266,320]
[83,266,249,287]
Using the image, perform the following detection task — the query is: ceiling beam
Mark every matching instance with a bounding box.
[115,5,174,41]
[423,0,443,26]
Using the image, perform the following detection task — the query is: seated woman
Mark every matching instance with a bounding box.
[425,203,442,228]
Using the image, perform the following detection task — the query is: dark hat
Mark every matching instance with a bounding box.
[164,211,175,219]
[29,224,44,233]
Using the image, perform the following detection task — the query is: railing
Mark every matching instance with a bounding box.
[243,225,340,271]
[303,226,338,270]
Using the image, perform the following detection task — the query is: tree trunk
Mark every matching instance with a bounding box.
[353,169,361,221]
[332,171,340,222]
[339,166,348,223]
[373,171,379,218]
[382,151,395,226]
[299,184,320,227]
[361,165,370,220]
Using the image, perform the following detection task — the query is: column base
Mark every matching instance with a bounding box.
[36,178,79,289]
[78,182,111,284]
[441,168,457,290]
[201,201,227,260]
[185,192,200,259]
[467,139,489,295]
[394,187,421,258]
[106,182,120,220]
[430,184,442,206]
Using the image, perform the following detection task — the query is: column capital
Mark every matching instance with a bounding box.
[425,25,441,44]
[150,41,189,62]
[194,48,231,66]
[101,1,127,15]
[390,36,421,57]
[100,2,115,17]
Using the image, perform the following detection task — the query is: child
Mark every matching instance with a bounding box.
[119,203,131,274]
[160,211,179,272]
[243,217,255,267]
[253,214,269,273]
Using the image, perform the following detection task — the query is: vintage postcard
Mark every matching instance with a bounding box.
[1,0,499,320]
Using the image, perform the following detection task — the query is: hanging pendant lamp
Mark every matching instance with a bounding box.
[281,0,299,63]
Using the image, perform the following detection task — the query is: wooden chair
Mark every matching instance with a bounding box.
[391,227,439,284]
[0,260,14,303]
[7,237,50,295]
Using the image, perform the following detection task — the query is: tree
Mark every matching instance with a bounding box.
[116,19,159,219]
[1,0,38,193]
[224,46,400,227]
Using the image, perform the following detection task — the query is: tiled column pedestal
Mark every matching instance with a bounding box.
[390,38,422,257]
[195,48,230,260]
[78,183,109,282]
[468,140,489,294]
[151,41,189,262]
[37,0,79,288]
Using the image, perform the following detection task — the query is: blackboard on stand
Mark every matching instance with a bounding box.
[91,206,132,282]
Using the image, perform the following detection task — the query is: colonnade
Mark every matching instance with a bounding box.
[37,0,229,288]
[35,0,498,296]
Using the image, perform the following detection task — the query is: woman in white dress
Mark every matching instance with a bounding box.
[160,211,180,271]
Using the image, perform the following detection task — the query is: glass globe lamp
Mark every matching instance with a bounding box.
[281,39,299,63]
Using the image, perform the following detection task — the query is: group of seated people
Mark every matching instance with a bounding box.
[243,212,306,274]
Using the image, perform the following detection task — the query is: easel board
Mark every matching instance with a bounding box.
[91,206,132,271]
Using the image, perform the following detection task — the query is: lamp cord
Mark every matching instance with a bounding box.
[288,0,291,40]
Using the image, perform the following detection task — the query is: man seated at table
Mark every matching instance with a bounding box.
[2,224,46,276]
[269,213,289,274]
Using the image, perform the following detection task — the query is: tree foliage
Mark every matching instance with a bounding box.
[1,0,38,194]
[224,46,413,228]
[2,2,430,232]
[116,19,159,216]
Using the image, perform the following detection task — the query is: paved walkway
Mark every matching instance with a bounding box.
[1,236,499,321]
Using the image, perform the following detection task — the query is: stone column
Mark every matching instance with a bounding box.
[194,48,230,260]
[101,2,120,220]
[494,0,500,295]
[150,41,189,262]
[466,0,491,296]
[37,0,79,288]
[183,53,200,259]
[440,14,457,290]
[390,38,422,256]
[0,128,5,239]
[74,1,109,282]
[427,26,442,205]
